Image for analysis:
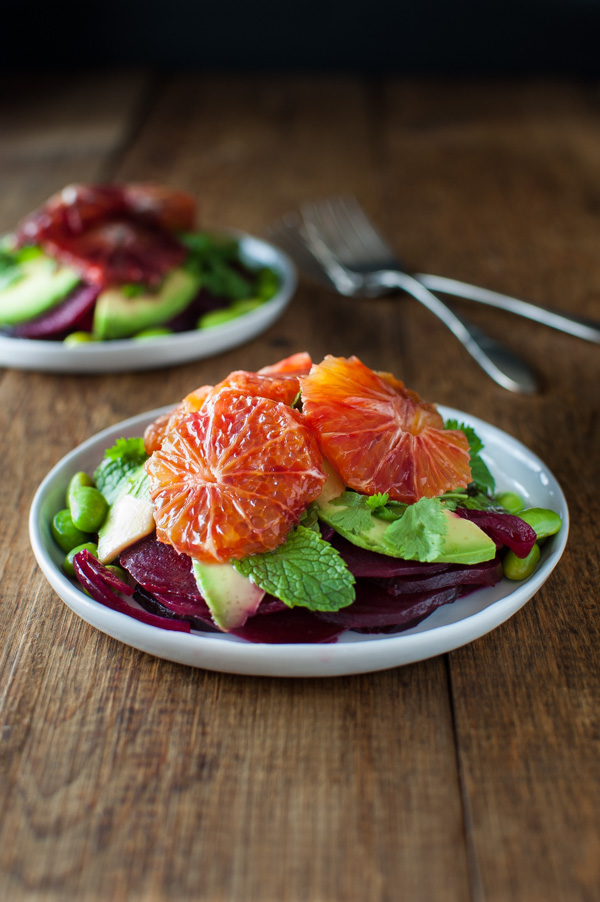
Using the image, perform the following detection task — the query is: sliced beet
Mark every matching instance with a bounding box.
[164,288,230,332]
[120,533,201,598]
[232,607,342,644]
[330,534,450,577]
[376,556,503,595]
[12,283,99,339]
[455,509,537,558]
[134,586,218,632]
[316,581,458,629]
[72,549,190,633]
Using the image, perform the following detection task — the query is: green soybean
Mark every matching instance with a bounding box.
[495,491,525,514]
[51,509,91,553]
[70,485,108,532]
[63,331,97,346]
[502,543,541,581]
[256,267,279,300]
[518,507,562,541]
[132,327,173,340]
[197,308,240,329]
[64,542,98,577]
[231,298,264,314]
[67,471,94,509]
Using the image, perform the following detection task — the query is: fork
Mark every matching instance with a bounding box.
[270,206,539,394]
[300,196,600,345]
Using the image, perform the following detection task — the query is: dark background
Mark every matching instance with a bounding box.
[4,0,600,75]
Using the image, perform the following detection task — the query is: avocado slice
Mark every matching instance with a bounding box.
[97,493,155,563]
[316,494,496,565]
[92,267,202,340]
[191,559,266,631]
[0,254,81,325]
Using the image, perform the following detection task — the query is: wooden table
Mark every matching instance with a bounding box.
[1,71,599,902]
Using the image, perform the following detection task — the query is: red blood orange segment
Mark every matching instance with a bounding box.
[146,391,326,562]
[16,183,196,287]
[143,363,304,455]
[300,355,471,503]
[258,351,312,376]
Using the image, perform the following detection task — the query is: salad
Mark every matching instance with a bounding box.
[0,184,280,343]
[49,353,562,644]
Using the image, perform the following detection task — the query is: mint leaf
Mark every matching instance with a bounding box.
[445,419,495,494]
[383,497,448,561]
[328,491,375,535]
[233,525,355,612]
[94,437,149,504]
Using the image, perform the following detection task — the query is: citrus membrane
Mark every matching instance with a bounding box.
[300,355,472,503]
[146,388,325,562]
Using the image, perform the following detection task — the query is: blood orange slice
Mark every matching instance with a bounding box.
[258,351,312,376]
[300,355,471,503]
[143,356,308,454]
[146,390,326,562]
[16,183,196,287]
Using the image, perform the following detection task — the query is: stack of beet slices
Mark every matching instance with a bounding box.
[72,505,538,644]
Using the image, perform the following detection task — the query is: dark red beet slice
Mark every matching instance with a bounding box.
[164,288,230,332]
[455,509,537,557]
[376,557,503,595]
[120,533,201,598]
[330,534,450,577]
[316,582,458,630]
[232,607,342,644]
[72,549,190,633]
[134,587,219,632]
[12,283,99,339]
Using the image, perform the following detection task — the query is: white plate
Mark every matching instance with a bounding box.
[0,232,296,373]
[29,406,569,677]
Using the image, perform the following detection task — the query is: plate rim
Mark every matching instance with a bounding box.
[29,405,570,677]
[0,230,297,372]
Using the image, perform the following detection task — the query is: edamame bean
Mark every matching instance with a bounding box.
[70,486,108,532]
[63,542,98,577]
[518,507,562,541]
[502,543,541,581]
[495,491,525,514]
[256,267,279,300]
[132,327,173,340]
[197,308,240,329]
[231,298,264,315]
[63,332,97,346]
[51,509,91,553]
[67,471,94,509]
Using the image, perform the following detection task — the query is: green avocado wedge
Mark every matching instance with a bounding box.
[92,267,202,340]
[316,494,496,566]
[0,254,81,325]
[191,560,266,631]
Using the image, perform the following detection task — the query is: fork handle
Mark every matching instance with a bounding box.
[373,270,539,394]
[415,273,600,344]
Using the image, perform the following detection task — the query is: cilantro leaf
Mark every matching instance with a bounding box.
[233,525,355,612]
[366,492,389,510]
[383,497,448,561]
[94,437,149,504]
[445,419,495,494]
[327,491,375,535]
[181,232,253,300]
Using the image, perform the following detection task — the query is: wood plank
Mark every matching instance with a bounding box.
[379,78,600,901]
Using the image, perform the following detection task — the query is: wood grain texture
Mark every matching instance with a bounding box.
[1,72,599,902]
